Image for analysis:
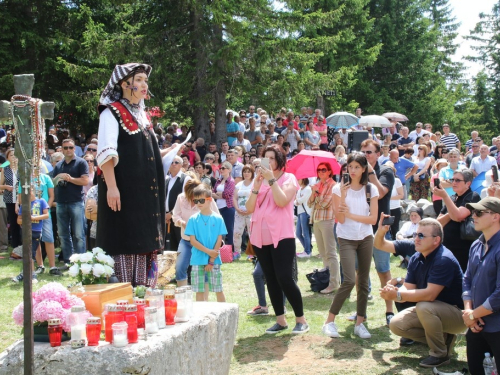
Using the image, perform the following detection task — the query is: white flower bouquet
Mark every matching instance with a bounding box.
[68,247,115,285]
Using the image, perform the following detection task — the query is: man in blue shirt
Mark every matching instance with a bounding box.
[52,139,89,268]
[377,216,465,369]
[462,196,500,375]
[384,149,418,186]
[397,127,414,157]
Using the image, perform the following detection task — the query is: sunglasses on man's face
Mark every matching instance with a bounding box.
[63,146,74,150]
[220,167,228,170]
[172,161,182,165]
[472,209,496,217]
[193,197,212,204]
[413,232,436,240]
[361,150,374,155]
[87,148,97,152]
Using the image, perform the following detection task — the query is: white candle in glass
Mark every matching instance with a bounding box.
[113,333,128,347]
[71,324,87,340]
[145,321,159,334]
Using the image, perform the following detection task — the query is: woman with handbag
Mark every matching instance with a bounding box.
[246,145,309,334]
[295,178,312,258]
[322,152,379,340]
[307,162,340,294]
[410,145,431,201]
[434,169,480,272]
[232,165,254,258]
[172,179,220,286]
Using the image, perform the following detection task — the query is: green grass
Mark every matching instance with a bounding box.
[0,246,468,375]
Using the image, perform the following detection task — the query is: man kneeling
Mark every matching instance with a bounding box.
[375,216,465,368]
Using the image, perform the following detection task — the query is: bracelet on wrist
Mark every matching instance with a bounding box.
[208,262,214,265]
[251,189,259,194]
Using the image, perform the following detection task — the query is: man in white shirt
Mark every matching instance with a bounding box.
[220,141,229,162]
[339,128,350,147]
[281,121,301,151]
[470,145,497,177]
[409,123,429,142]
[232,131,252,152]
[165,156,191,250]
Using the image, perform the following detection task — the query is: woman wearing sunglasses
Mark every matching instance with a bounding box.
[307,162,340,294]
[212,161,236,258]
[246,144,309,334]
[172,179,219,287]
[322,152,379,339]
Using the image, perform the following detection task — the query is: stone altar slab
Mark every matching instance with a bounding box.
[0,302,239,375]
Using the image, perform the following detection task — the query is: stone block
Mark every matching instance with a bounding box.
[0,302,238,375]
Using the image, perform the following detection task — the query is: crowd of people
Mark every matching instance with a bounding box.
[1,65,499,373]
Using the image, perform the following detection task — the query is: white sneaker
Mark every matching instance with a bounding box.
[297,252,311,258]
[354,323,371,339]
[322,322,339,338]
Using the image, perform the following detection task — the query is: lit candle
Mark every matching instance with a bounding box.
[145,321,159,334]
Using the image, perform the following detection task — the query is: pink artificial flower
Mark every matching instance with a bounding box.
[33,300,66,323]
[12,302,24,326]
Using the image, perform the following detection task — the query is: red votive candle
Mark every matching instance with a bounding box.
[124,305,138,343]
[164,289,177,326]
[86,317,101,346]
[48,318,63,347]
[133,298,146,329]
[105,305,122,343]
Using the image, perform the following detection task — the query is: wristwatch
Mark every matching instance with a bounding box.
[268,178,276,186]
[251,189,259,195]
[368,172,375,176]
[396,291,402,302]
[396,277,402,284]
[469,312,475,321]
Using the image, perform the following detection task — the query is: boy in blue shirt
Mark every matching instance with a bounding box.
[12,187,50,284]
[184,184,227,302]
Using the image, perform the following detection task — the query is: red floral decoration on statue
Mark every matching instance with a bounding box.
[148,106,165,119]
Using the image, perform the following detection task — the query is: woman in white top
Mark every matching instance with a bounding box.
[396,206,423,240]
[385,161,404,240]
[295,178,312,258]
[322,152,379,340]
[232,165,254,257]
[410,144,431,201]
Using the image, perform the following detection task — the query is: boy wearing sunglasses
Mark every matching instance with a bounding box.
[375,215,465,368]
[184,184,227,302]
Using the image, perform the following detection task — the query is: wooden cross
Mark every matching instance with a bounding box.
[0,74,54,375]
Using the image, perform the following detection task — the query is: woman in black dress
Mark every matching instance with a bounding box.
[96,63,165,286]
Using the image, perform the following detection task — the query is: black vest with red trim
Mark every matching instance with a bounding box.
[96,101,166,255]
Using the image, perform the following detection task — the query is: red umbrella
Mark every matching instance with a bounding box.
[287,150,341,179]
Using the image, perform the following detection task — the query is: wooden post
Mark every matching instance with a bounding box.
[0,74,54,375]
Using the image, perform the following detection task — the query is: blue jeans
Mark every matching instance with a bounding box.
[252,260,286,308]
[57,201,86,263]
[176,239,192,282]
[219,207,235,246]
[296,212,311,254]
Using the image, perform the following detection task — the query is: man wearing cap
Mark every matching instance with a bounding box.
[462,196,500,375]
[377,216,465,368]
[440,124,461,151]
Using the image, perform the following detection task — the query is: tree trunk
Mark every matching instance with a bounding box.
[192,4,210,143]
[213,23,226,147]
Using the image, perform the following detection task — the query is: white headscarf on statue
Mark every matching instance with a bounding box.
[98,63,152,114]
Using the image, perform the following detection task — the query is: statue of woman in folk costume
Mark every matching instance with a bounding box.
[96,63,165,287]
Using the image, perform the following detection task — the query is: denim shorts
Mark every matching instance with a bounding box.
[41,219,54,243]
[372,231,391,273]
[175,239,193,281]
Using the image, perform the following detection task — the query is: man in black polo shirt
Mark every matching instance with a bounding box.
[377,216,465,368]
[53,139,89,268]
